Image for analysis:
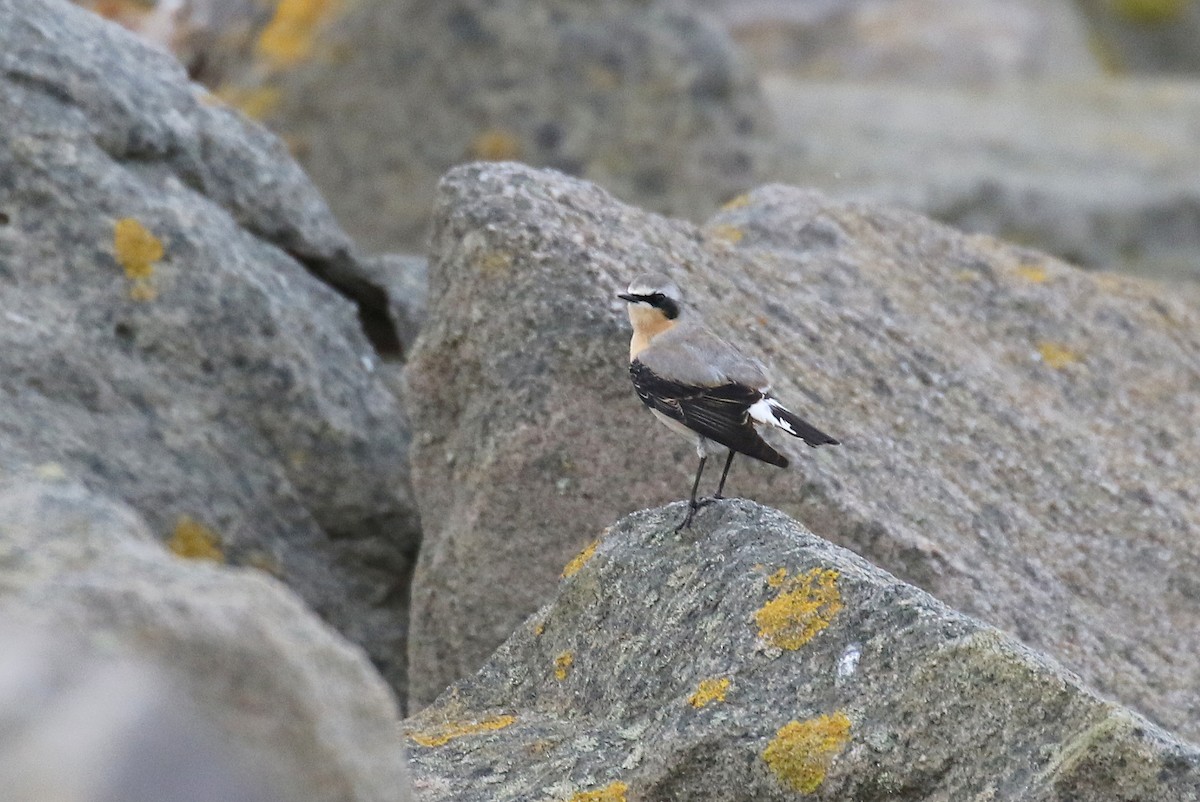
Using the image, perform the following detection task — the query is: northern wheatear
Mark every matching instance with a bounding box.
[619,273,839,529]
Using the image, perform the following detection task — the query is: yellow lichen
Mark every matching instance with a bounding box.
[468,129,523,161]
[566,781,628,801]
[114,216,163,301]
[562,539,599,578]
[534,621,546,637]
[213,84,283,120]
[1036,341,1081,369]
[1113,0,1187,24]
[762,712,852,794]
[554,650,574,681]
[168,516,225,562]
[708,223,744,244]
[476,251,513,276]
[754,568,842,650]
[1015,263,1049,284]
[766,567,789,588]
[257,0,339,68]
[688,677,731,708]
[721,193,752,211]
[408,714,517,747]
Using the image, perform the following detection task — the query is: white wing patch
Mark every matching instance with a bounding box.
[748,397,797,436]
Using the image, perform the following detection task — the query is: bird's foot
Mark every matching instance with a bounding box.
[675,502,699,532]
[695,495,724,509]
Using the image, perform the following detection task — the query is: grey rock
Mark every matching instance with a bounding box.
[764,74,1200,280]
[406,501,1200,801]
[255,0,776,252]
[0,479,413,802]
[405,161,1200,745]
[0,627,285,802]
[1073,0,1200,74]
[0,0,416,695]
[702,0,1100,83]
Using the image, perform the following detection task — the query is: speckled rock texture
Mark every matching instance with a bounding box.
[254,0,776,251]
[703,0,1099,83]
[0,0,417,695]
[764,74,1200,280]
[405,501,1200,801]
[0,479,413,802]
[405,161,1200,745]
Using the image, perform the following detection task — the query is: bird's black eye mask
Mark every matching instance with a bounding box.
[620,291,679,320]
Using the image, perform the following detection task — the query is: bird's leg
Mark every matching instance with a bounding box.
[697,449,736,510]
[714,450,736,499]
[677,454,707,530]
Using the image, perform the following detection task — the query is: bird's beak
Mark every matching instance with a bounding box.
[617,293,638,303]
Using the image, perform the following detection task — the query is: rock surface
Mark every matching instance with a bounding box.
[0,478,413,802]
[0,0,417,694]
[1074,0,1200,74]
[252,0,776,251]
[406,501,1200,801]
[405,161,1200,745]
[704,0,1099,83]
[764,73,1200,279]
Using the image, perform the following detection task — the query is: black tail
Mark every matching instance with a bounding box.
[774,404,840,448]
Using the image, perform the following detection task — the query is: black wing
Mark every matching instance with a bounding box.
[629,360,788,467]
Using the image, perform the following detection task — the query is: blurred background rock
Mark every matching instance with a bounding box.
[72,0,1200,280]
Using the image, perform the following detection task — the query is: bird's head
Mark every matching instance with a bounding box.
[618,274,683,329]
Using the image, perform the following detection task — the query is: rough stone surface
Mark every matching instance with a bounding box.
[764,73,1200,280]
[0,479,413,802]
[701,0,1099,82]
[0,0,416,694]
[405,161,1200,744]
[406,501,1200,801]
[253,0,776,251]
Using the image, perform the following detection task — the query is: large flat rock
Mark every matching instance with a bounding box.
[0,0,417,695]
[406,501,1200,800]
[404,161,1200,745]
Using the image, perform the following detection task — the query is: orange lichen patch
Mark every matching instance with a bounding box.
[533,620,546,637]
[707,224,744,244]
[721,193,752,211]
[688,677,731,708]
[1015,263,1049,283]
[1036,341,1081,369]
[766,567,789,588]
[762,712,852,794]
[754,568,842,650]
[562,539,599,578]
[408,714,517,748]
[257,0,339,68]
[566,781,628,801]
[213,84,282,120]
[114,217,162,279]
[114,217,163,302]
[168,516,225,562]
[554,650,574,681]
[1113,0,1187,24]
[468,129,523,161]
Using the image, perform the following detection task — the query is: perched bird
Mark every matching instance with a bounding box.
[619,273,839,529]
